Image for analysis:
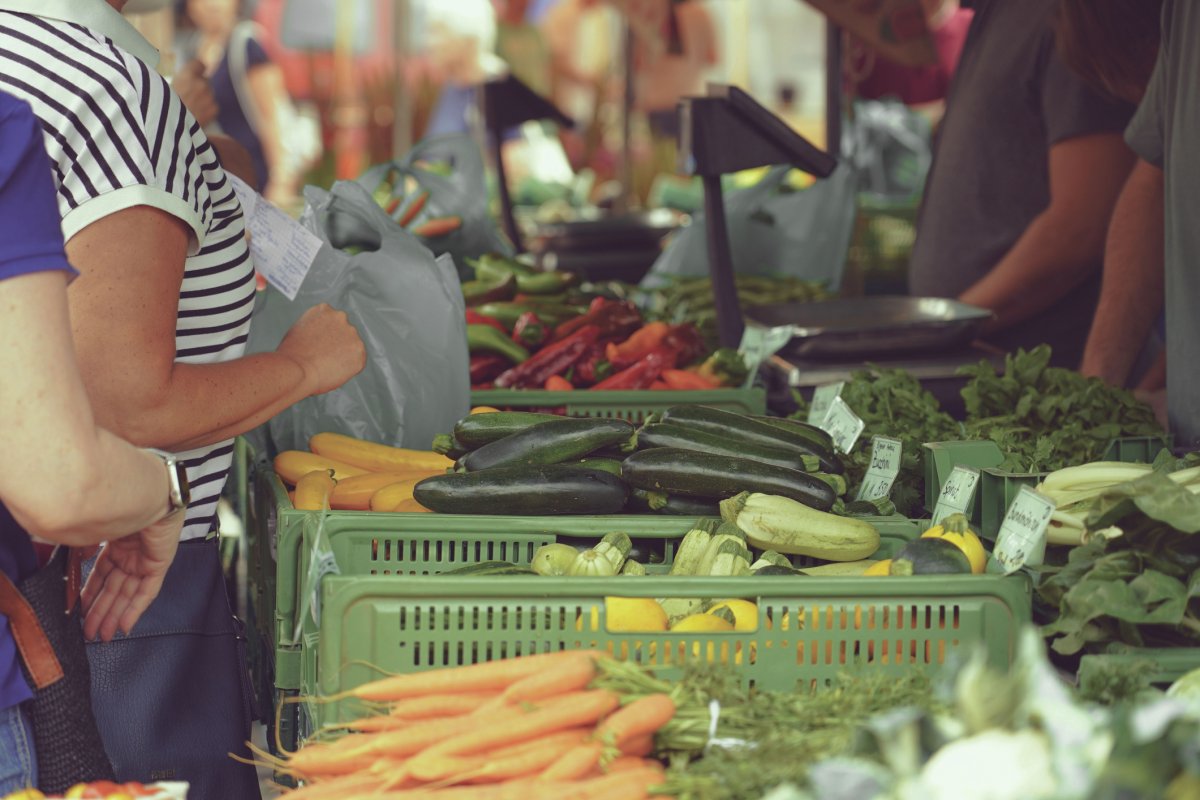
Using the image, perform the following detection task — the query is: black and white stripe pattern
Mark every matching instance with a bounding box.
[1,12,255,539]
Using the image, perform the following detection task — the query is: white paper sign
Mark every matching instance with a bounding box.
[993,485,1056,574]
[821,396,865,454]
[229,174,323,300]
[807,382,845,426]
[932,466,982,525]
[856,436,902,502]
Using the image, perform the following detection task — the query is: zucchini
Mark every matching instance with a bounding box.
[621,559,647,576]
[452,411,560,448]
[594,532,633,572]
[753,564,807,577]
[751,415,836,457]
[460,417,636,472]
[890,538,972,576]
[662,405,844,474]
[751,551,792,569]
[721,491,880,561]
[576,457,623,477]
[621,448,837,511]
[626,488,720,517]
[670,522,717,576]
[414,466,629,515]
[635,423,820,473]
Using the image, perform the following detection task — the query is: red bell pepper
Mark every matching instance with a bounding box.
[511,311,548,349]
[465,309,507,332]
[494,325,601,389]
[550,300,642,343]
[470,354,509,385]
[591,350,670,390]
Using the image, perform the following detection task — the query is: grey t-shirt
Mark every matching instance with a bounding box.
[908,0,1134,367]
[1125,0,1200,448]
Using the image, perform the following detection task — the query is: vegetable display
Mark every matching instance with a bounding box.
[3,784,189,800]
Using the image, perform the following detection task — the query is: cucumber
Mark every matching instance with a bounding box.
[576,457,623,477]
[621,448,837,511]
[636,423,820,473]
[662,405,843,474]
[751,415,836,456]
[414,465,629,515]
[459,417,636,472]
[452,411,560,448]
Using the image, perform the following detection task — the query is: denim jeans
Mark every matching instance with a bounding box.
[0,702,36,793]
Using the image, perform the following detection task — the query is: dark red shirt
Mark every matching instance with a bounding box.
[853,8,975,105]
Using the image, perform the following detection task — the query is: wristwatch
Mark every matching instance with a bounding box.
[146,448,191,517]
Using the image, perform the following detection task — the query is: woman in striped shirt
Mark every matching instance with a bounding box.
[0,0,365,793]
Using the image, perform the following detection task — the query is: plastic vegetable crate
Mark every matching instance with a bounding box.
[295,564,1031,736]
[923,436,1173,539]
[470,387,767,421]
[1078,647,1200,687]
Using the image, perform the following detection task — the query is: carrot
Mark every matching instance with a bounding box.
[498,655,596,705]
[287,735,381,778]
[342,650,604,702]
[537,742,603,782]
[408,690,621,780]
[661,369,719,391]
[543,375,574,391]
[293,469,337,511]
[412,216,462,238]
[454,729,591,785]
[593,694,675,748]
[618,734,655,758]
[603,756,659,773]
[385,196,402,216]
[345,714,411,733]
[341,713,484,760]
[398,191,429,227]
[389,692,500,720]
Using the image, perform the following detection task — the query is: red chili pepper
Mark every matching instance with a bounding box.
[551,301,642,343]
[661,323,708,367]
[465,310,507,333]
[588,296,608,313]
[591,350,670,390]
[511,311,548,349]
[608,321,671,369]
[574,343,613,387]
[470,353,509,385]
[494,325,601,389]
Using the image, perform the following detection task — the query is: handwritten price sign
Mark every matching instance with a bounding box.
[807,382,844,427]
[820,396,865,455]
[932,466,981,525]
[993,485,1056,574]
[855,437,902,503]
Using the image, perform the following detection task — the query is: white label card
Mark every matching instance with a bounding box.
[807,382,845,426]
[993,485,1056,574]
[821,396,865,455]
[932,466,982,525]
[855,436,903,502]
[229,174,323,301]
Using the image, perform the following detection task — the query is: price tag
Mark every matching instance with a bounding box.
[821,396,865,454]
[855,436,903,502]
[807,382,845,426]
[932,466,982,525]
[993,485,1056,574]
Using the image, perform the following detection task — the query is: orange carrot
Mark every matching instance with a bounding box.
[344,651,603,702]
[604,756,659,773]
[287,735,381,778]
[412,216,462,239]
[543,375,575,391]
[537,741,603,782]
[455,729,591,785]
[594,694,675,748]
[341,713,484,760]
[498,655,596,705]
[389,692,500,720]
[385,196,402,216]
[398,191,429,227]
[618,734,655,758]
[661,369,719,391]
[408,690,621,780]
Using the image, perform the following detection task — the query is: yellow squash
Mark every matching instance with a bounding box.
[330,470,441,510]
[274,450,369,484]
[369,478,424,512]
[921,514,987,574]
[310,431,453,472]
[293,469,336,511]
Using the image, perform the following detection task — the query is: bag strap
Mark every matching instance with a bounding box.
[0,569,64,691]
[227,21,265,140]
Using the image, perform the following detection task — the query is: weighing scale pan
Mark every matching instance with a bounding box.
[747,296,993,359]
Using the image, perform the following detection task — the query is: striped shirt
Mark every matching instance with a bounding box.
[0,4,256,539]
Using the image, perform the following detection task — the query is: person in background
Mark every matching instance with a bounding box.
[906,0,1137,369]
[176,0,296,202]
[0,90,184,794]
[1077,0,1197,444]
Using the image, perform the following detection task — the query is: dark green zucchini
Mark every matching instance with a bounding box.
[575,457,623,477]
[636,423,820,472]
[414,465,629,515]
[452,411,560,448]
[753,564,807,577]
[620,448,836,511]
[625,488,720,517]
[459,417,636,471]
[751,415,836,455]
[661,406,843,474]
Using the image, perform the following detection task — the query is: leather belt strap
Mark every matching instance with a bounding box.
[0,569,64,690]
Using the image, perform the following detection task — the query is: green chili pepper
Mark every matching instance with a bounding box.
[462,271,518,307]
[466,324,530,364]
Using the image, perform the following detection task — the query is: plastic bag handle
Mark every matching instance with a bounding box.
[305,180,400,241]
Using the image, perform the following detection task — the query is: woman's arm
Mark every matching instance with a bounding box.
[0,271,170,544]
[958,132,1135,330]
[64,205,365,452]
[245,62,294,203]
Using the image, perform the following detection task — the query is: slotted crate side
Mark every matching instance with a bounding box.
[299,572,1030,733]
[471,387,768,421]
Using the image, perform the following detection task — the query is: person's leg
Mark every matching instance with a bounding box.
[0,703,38,793]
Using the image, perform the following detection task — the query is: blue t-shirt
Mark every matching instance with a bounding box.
[210,37,271,192]
[0,90,77,711]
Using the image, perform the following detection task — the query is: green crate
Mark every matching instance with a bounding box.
[1079,647,1200,687]
[298,567,1030,734]
[470,387,767,420]
[923,436,1173,539]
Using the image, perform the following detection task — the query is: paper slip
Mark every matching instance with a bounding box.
[993,485,1056,574]
[855,436,902,502]
[228,174,323,300]
[932,466,982,525]
[821,396,865,454]
[807,382,844,427]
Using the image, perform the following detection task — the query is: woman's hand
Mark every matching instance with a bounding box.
[80,512,183,642]
[278,303,368,395]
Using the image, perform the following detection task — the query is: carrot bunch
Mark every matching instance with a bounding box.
[265,650,677,800]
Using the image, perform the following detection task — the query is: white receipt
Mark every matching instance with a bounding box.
[229,174,323,300]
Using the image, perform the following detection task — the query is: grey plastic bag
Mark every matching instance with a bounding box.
[245,180,470,456]
[358,134,512,280]
[642,163,857,292]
